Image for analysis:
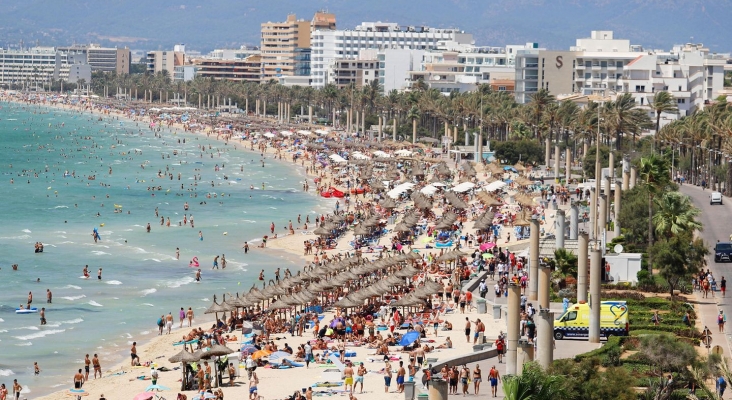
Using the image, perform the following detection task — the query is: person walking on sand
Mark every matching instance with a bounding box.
[356,362,366,393]
[344,361,354,393]
[179,307,186,328]
[131,342,139,366]
[384,360,392,393]
[249,371,259,400]
[93,354,101,379]
[396,361,406,393]
[84,354,91,381]
[187,307,194,327]
[74,369,84,389]
[166,312,173,334]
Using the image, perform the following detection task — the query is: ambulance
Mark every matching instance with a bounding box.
[553,300,629,340]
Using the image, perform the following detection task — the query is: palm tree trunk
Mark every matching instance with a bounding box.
[648,194,654,272]
[412,119,417,144]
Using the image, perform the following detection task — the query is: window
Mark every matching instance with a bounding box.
[584,73,591,79]
[677,99,686,104]
[601,61,607,68]
[616,61,623,68]
[564,311,578,322]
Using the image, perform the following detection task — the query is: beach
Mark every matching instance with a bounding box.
[0,94,331,399]
[3,92,550,400]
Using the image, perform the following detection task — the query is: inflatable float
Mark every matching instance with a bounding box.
[434,241,453,249]
[189,256,200,267]
[16,308,38,314]
[320,188,345,198]
[349,187,367,195]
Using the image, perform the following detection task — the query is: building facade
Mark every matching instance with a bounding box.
[310,22,471,88]
[327,56,379,89]
[192,55,262,83]
[58,44,131,74]
[0,47,61,88]
[407,44,523,94]
[146,50,184,75]
[260,14,311,80]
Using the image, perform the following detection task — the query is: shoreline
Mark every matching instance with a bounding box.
[1,94,332,399]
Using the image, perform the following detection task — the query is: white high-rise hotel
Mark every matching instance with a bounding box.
[310,22,468,88]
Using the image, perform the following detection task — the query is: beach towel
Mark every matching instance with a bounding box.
[312,382,343,388]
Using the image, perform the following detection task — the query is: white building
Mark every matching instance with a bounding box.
[406,43,526,94]
[0,47,61,88]
[173,65,198,82]
[310,22,471,88]
[207,47,260,60]
[378,48,426,93]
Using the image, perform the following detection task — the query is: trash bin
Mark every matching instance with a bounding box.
[476,299,487,314]
[429,378,449,400]
[404,380,416,400]
[493,304,502,319]
[417,394,429,400]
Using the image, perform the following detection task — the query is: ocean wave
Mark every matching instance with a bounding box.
[63,285,82,290]
[15,342,32,346]
[140,330,150,335]
[87,300,103,307]
[105,280,122,285]
[0,234,31,240]
[242,219,257,223]
[91,251,110,256]
[141,303,155,307]
[59,318,84,325]
[13,329,65,341]
[268,207,277,209]
[165,276,194,288]
[16,326,40,331]
[143,258,162,263]
[61,295,86,301]
[51,205,69,209]
[0,369,14,376]
[140,288,157,297]
[22,229,31,233]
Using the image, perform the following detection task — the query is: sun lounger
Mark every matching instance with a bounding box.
[327,354,346,372]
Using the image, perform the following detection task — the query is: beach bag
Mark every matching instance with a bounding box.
[157,318,164,327]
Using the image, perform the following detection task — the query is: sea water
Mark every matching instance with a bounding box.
[0,101,329,396]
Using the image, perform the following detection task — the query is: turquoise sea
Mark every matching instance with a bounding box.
[0,101,328,397]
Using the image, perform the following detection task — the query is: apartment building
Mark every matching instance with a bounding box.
[327,50,380,89]
[0,47,61,88]
[173,65,198,82]
[260,14,311,80]
[57,44,131,74]
[407,43,524,94]
[311,22,470,88]
[192,55,262,83]
[618,44,726,119]
[146,50,185,75]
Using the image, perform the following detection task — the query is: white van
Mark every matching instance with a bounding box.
[711,191,723,205]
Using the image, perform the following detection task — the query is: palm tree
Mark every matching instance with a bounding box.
[603,93,652,150]
[649,91,678,147]
[638,154,671,270]
[527,88,555,140]
[652,192,702,238]
[502,363,568,400]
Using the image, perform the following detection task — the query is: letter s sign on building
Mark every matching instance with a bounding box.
[556,56,563,69]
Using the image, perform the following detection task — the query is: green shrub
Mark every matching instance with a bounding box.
[574,335,623,362]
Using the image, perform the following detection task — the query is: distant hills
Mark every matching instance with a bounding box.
[2,0,731,54]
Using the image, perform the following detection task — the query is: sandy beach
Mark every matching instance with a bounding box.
[6,92,553,400]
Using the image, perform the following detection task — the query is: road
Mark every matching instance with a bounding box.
[680,183,732,353]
